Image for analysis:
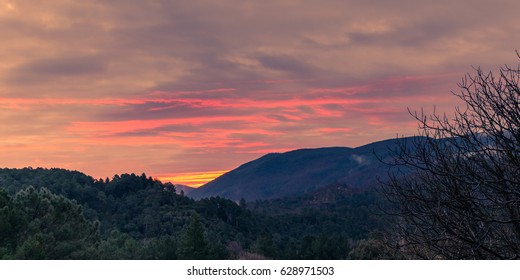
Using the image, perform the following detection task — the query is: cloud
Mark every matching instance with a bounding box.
[3,2,518,97]
[255,54,317,77]
[6,55,108,85]
[2,0,520,185]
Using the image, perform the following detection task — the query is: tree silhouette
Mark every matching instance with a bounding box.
[383,56,520,259]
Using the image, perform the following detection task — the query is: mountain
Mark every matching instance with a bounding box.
[190,137,410,201]
[174,184,196,195]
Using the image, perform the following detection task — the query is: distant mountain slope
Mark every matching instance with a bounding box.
[174,184,196,195]
[190,137,410,201]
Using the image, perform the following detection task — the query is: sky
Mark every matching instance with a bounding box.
[1,0,520,186]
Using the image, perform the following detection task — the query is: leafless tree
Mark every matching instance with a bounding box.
[383,55,520,259]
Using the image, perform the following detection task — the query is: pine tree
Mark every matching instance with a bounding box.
[177,213,210,259]
[12,187,100,259]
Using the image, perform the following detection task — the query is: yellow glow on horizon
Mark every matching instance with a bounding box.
[157,170,229,187]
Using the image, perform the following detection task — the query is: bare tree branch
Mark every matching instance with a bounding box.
[382,55,520,259]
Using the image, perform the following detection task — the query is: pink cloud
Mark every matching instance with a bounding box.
[2,0,518,188]
[0,72,467,185]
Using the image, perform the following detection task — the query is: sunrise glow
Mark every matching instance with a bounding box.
[157,170,230,187]
[0,0,518,184]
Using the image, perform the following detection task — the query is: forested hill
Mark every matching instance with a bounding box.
[190,137,408,201]
[0,167,392,260]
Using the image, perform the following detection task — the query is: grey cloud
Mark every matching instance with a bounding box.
[347,18,464,48]
[320,104,348,111]
[95,100,254,122]
[5,0,519,99]
[111,123,203,137]
[6,55,107,84]
[108,118,254,138]
[226,133,272,143]
[255,54,316,76]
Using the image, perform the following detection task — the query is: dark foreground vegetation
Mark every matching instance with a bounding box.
[382,57,520,259]
[0,168,391,259]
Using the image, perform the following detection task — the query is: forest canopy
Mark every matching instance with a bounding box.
[0,167,385,259]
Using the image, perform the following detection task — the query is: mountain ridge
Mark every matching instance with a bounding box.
[189,137,412,201]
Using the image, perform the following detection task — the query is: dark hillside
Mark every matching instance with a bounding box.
[190,137,413,201]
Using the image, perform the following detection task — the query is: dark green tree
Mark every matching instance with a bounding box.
[253,232,277,259]
[0,189,25,258]
[177,213,210,259]
[97,230,142,259]
[12,187,100,259]
[143,235,178,259]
